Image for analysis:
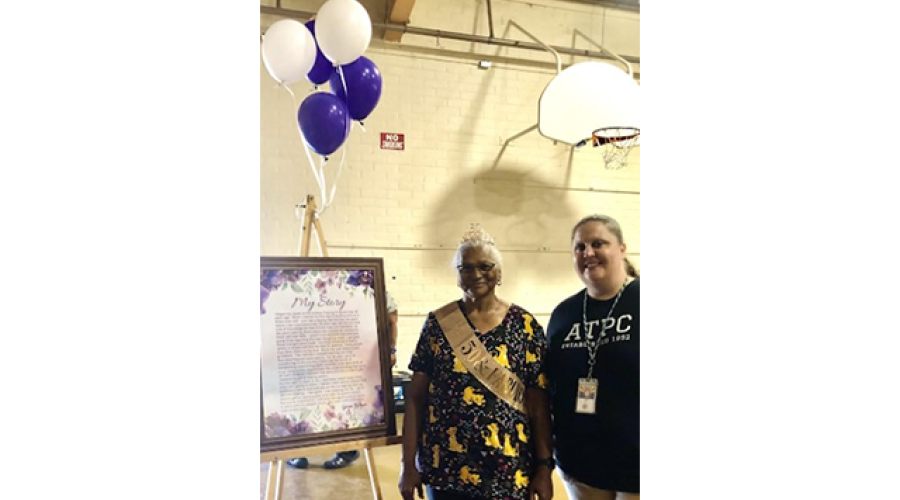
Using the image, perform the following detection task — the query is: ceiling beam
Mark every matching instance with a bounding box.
[564,0,639,12]
[384,0,417,42]
[260,6,640,66]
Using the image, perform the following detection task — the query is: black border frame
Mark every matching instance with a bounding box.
[260,256,397,453]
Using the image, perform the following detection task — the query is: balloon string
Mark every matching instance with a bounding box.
[317,100,350,215]
[283,80,328,206]
[321,146,347,213]
[282,81,311,258]
[305,139,327,206]
[337,65,349,101]
[280,82,296,105]
[317,155,328,211]
[283,80,347,219]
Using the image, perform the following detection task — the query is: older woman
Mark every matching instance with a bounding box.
[399,224,553,500]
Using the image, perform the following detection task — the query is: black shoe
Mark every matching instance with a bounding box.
[286,457,308,469]
[323,451,359,470]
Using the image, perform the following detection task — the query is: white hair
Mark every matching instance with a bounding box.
[452,223,503,271]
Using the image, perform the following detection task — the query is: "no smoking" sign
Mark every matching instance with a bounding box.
[380,132,405,151]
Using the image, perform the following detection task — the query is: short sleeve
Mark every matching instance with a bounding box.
[407,313,438,376]
[385,291,398,314]
[522,311,549,390]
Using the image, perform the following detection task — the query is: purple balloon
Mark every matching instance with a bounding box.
[298,93,351,156]
[304,20,335,86]
[328,56,383,122]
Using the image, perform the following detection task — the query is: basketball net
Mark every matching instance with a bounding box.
[592,127,640,170]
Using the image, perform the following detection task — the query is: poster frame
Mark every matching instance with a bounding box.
[259,256,396,454]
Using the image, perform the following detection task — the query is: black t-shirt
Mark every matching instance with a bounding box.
[545,279,639,493]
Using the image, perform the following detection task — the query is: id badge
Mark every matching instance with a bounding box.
[575,378,598,414]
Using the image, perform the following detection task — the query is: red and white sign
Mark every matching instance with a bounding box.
[380,132,405,151]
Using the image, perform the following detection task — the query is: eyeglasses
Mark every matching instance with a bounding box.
[457,262,497,274]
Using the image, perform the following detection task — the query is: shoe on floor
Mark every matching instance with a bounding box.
[286,457,308,469]
[323,451,360,470]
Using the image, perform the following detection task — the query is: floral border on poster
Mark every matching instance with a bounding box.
[259,257,395,453]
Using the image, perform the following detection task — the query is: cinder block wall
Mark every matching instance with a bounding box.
[261,0,640,367]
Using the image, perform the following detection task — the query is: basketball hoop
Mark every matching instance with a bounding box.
[592,127,640,170]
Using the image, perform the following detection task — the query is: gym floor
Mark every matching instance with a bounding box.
[260,415,571,499]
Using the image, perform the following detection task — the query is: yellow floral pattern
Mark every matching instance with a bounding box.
[408,303,548,500]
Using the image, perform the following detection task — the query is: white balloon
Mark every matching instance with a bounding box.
[315,0,372,65]
[261,19,316,85]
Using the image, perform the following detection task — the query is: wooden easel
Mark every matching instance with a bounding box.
[299,194,328,258]
[263,194,397,500]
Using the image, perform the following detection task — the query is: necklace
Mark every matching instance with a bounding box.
[582,280,629,378]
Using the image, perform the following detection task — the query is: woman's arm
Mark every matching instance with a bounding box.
[526,387,554,500]
[389,310,399,367]
[399,371,431,500]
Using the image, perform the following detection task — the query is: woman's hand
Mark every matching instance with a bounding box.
[398,464,424,500]
[529,468,553,500]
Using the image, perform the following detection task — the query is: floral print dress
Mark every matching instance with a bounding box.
[408,302,548,500]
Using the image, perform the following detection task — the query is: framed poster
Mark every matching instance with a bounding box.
[260,257,397,453]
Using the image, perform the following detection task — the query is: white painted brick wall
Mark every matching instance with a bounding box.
[261,0,640,368]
